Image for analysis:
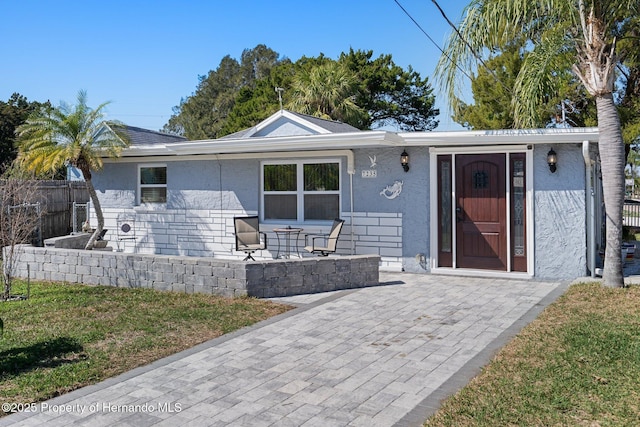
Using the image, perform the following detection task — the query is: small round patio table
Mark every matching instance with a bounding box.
[273,227,303,259]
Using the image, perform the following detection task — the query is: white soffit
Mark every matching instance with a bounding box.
[118,131,403,157]
[113,127,600,159]
[400,127,600,146]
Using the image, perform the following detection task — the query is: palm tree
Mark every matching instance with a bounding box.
[435,0,638,287]
[16,90,129,250]
[287,61,368,127]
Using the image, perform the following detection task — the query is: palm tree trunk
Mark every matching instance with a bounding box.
[597,93,625,287]
[83,178,104,250]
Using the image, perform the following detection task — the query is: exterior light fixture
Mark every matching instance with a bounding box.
[401,150,410,172]
[547,148,557,173]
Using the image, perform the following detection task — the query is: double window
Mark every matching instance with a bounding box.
[262,160,340,222]
[138,164,167,204]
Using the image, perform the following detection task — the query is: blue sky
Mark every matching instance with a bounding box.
[2,0,471,132]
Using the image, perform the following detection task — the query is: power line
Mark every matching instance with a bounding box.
[393,0,472,81]
[429,1,490,77]
[429,0,512,95]
[394,0,513,96]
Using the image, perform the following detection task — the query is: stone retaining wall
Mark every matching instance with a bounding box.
[9,245,380,298]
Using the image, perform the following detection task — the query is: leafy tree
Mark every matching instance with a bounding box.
[163,55,242,139]
[617,15,640,147]
[0,94,49,172]
[286,60,368,126]
[238,44,283,87]
[436,0,639,287]
[163,45,284,139]
[453,45,523,129]
[165,46,440,136]
[220,60,296,135]
[340,49,439,131]
[626,145,640,196]
[455,43,598,130]
[15,90,129,250]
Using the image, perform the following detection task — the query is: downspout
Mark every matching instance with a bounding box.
[347,154,355,255]
[583,140,596,277]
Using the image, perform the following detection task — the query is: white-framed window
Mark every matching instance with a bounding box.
[261,159,341,222]
[138,164,167,204]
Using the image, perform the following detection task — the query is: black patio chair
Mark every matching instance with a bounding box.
[234,216,267,261]
[304,218,345,256]
[96,228,108,241]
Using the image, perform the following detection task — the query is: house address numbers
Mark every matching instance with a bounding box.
[362,170,377,178]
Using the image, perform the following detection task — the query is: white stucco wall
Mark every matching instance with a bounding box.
[92,156,406,270]
[533,145,587,279]
[350,147,430,272]
[92,143,589,278]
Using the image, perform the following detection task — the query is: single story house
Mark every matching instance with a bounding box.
[91,110,603,280]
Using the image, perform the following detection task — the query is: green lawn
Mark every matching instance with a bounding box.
[5,279,638,425]
[0,280,291,412]
[424,282,640,427]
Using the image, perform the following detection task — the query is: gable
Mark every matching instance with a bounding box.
[231,110,360,139]
[253,116,324,137]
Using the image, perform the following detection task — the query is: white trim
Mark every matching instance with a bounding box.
[506,153,512,272]
[526,150,535,275]
[429,144,530,154]
[243,110,333,137]
[451,155,457,269]
[582,140,596,277]
[430,267,533,280]
[429,153,438,270]
[260,158,342,225]
[105,150,357,175]
[404,127,598,146]
[109,127,598,161]
[429,147,534,275]
[137,163,167,205]
[160,132,400,156]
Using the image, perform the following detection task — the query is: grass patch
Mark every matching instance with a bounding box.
[424,282,640,426]
[0,280,291,411]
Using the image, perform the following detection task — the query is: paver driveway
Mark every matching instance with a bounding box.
[0,273,566,427]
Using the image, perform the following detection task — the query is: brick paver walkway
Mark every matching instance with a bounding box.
[0,273,566,426]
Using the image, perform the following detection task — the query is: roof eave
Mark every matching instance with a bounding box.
[117,144,173,157]
[116,131,402,157]
[399,127,600,146]
[112,127,600,158]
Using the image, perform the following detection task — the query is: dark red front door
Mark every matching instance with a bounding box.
[456,154,507,270]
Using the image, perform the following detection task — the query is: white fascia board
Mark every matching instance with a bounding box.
[400,127,600,146]
[159,131,402,155]
[115,127,598,158]
[118,144,171,156]
[104,149,357,174]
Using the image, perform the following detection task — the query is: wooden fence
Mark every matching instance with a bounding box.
[1,180,90,244]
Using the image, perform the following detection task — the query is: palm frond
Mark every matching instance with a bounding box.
[434,0,579,124]
[512,26,576,127]
[15,90,128,175]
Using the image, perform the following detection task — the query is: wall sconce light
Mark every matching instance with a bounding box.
[401,150,410,172]
[547,148,557,173]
